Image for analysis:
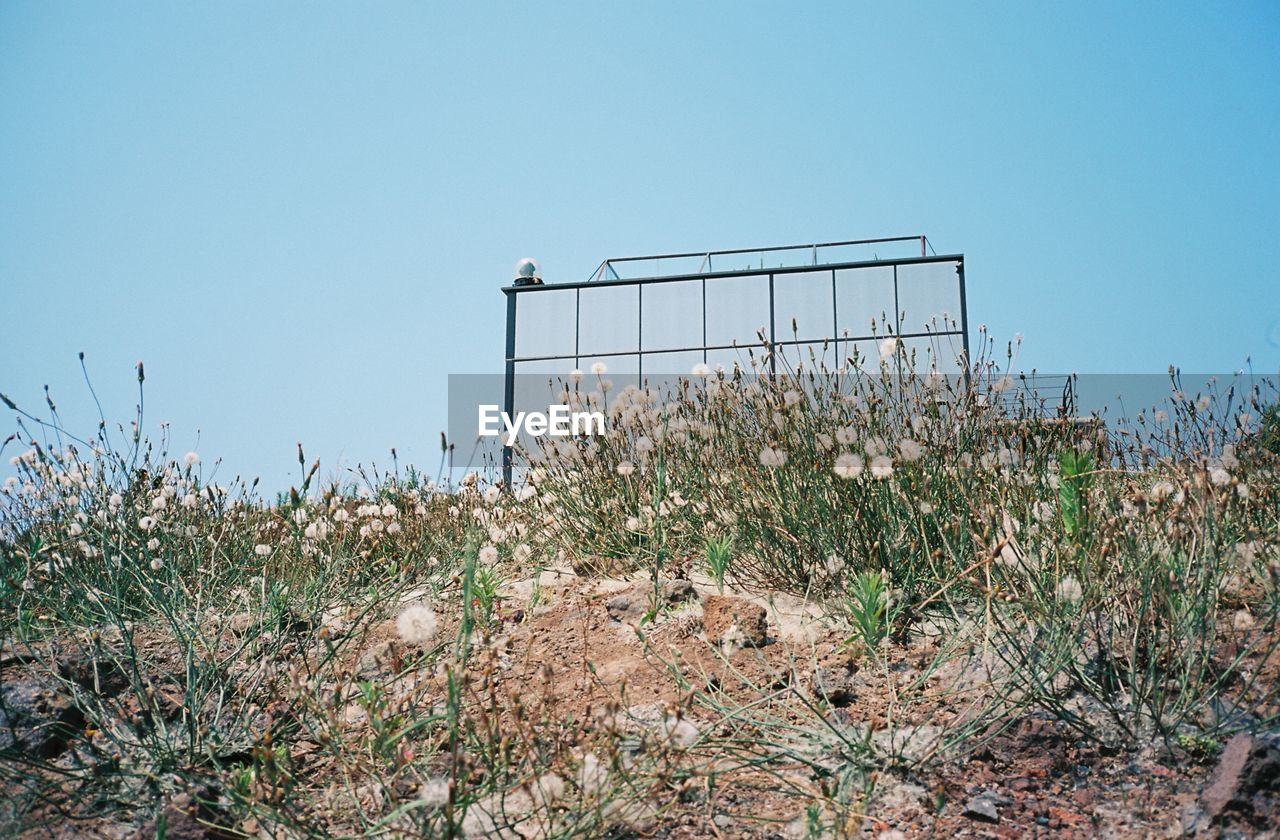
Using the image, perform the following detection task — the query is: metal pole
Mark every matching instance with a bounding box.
[956,258,971,385]
[502,289,517,489]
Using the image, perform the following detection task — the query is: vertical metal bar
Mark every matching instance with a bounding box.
[830,268,838,365]
[768,273,776,376]
[921,236,926,257]
[637,283,643,384]
[574,288,581,369]
[701,276,707,364]
[892,265,901,338]
[957,258,971,384]
[502,289,517,489]
[892,264,903,380]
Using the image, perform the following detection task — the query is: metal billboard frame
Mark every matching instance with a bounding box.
[500,239,969,484]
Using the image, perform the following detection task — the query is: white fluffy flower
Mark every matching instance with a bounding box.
[879,337,899,360]
[478,544,499,565]
[420,777,450,809]
[616,460,635,477]
[690,362,710,377]
[138,516,157,531]
[1056,575,1083,603]
[833,453,863,479]
[897,438,923,462]
[590,362,608,376]
[758,446,788,468]
[869,455,894,479]
[396,602,439,645]
[254,544,271,557]
[183,452,200,466]
[150,557,165,571]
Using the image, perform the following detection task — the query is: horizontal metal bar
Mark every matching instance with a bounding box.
[507,330,965,363]
[599,235,925,266]
[503,254,964,294]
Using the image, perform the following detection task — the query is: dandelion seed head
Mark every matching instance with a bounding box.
[833,452,863,479]
[590,362,608,376]
[420,777,450,809]
[183,452,200,466]
[1056,575,1083,603]
[897,438,923,462]
[479,544,499,565]
[758,446,788,468]
[396,602,439,645]
[869,455,894,479]
[254,544,271,557]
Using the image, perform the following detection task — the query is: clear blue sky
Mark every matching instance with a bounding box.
[2,2,1278,490]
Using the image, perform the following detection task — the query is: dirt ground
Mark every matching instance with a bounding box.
[5,567,1275,838]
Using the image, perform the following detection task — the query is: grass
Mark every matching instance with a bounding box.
[2,335,1279,836]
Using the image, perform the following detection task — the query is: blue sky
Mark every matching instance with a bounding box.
[2,2,1278,490]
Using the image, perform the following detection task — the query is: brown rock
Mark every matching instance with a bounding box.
[132,787,236,839]
[0,678,82,757]
[702,596,767,647]
[605,591,649,626]
[1195,732,1280,832]
[661,579,697,604]
[814,664,862,706]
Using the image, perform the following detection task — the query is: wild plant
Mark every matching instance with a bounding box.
[703,534,733,594]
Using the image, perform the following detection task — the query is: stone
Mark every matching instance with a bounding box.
[605,591,649,626]
[814,664,862,706]
[58,648,129,696]
[661,579,697,604]
[1193,732,1280,832]
[702,596,768,647]
[355,639,397,679]
[0,678,81,757]
[131,787,236,839]
[962,793,1001,824]
[224,613,258,636]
